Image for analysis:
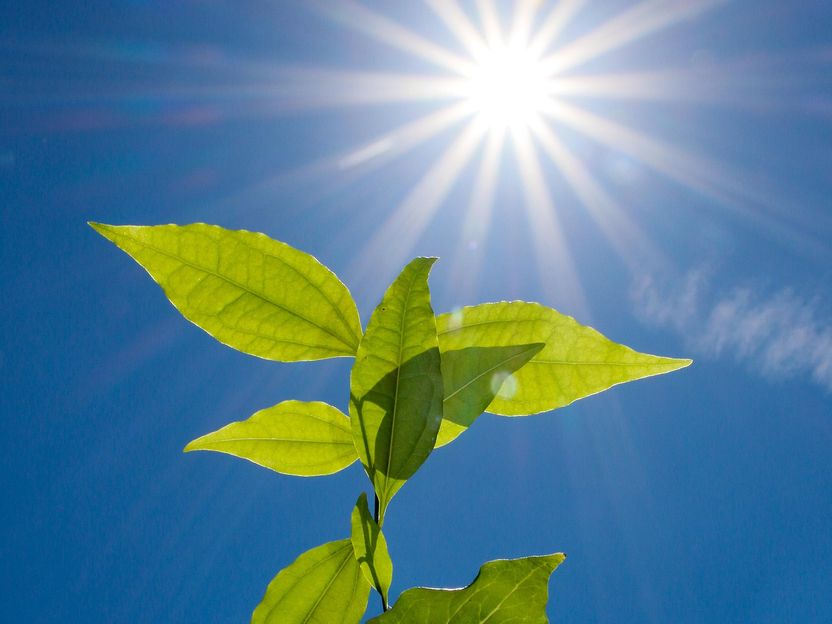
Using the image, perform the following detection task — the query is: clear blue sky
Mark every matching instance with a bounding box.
[2,1,831,622]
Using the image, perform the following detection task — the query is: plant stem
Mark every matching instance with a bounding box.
[372,493,388,611]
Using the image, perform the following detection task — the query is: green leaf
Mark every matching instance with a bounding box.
[90,222,362,361]
[350,257,443,524]
[437,302,691,416]
[436,343,545,447]
[184,400,357,477]
[369,553,566,624]
[351,493,393,609]
[251,539,370,624]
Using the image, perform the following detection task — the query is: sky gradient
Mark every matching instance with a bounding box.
[2,1,831,622]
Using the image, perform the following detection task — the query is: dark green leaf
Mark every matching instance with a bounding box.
[436,343,544,447]
[350,257,443,524]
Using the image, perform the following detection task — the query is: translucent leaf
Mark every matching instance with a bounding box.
[370,553,566,623]
[437,302,691,416]
[351,493,393,609]
[90,223,362,361]
[184,400,357,477]
[251,539,370,624]
[436,343,544,447]
[350,257,443,524]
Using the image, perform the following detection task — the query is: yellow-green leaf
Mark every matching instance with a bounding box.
[370,553,566,623]
[251,539,370,624]
[437,302,691,416]
[90,222,362,361]
[351,493,393,609]
[436,343,545,447]
[350,257,443,525]
[184,400,357,477]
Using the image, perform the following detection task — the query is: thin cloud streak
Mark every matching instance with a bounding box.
[632,267,832,392]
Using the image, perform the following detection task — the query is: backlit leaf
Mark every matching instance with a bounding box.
[90,222,362,361]
[350,257,443,524]
[351,492,393,609]
[184,400,357,477]
[251,539,370,624]
[437,302,691,416]
[370,553,566,624]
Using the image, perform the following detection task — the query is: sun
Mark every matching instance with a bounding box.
[463,43,549,131]
[288,1,736,302]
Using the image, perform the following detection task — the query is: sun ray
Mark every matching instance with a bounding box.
[313,0,474,75]
[445,126,506,305]
[336,101,472,171]
[547,56,827,111]
[527,0,587,58]
[508,0,542,47]
[206,101,473,226]
[529,116,664,273]
[348,121,487,289]
[512,124,589,317]
[543,100,832,259]
[539,0,726,76]
[543,99,752,204]
[549,68,727,104]
[255,66,467,109]
[424,0,488,59]
[475,0,503,47]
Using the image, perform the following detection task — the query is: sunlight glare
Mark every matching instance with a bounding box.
[464,43,548,130]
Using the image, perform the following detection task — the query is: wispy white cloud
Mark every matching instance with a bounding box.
[631,267,832,392]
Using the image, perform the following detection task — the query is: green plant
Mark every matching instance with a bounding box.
[91,222,690,623]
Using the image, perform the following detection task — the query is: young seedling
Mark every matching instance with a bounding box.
[92,222,690,622]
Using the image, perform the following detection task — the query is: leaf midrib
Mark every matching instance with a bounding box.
[382,271,419,510]
[528,358,681,367]
[301,548,353,624]
[479,564,542,623]
[194,437,355,446]
[228,234,360,348]
[262,543,347,621]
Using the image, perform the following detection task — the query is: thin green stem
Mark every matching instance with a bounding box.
[379,589,387,613]
[371,493,389,611]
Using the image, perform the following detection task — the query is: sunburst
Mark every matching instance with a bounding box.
[293,1,725,307]
[205,0,822,310]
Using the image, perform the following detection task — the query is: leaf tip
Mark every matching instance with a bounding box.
[88,221,118,241]
[182,438,202,454]
[355,491,369,509]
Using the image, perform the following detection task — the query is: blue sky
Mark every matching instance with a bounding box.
[2,1,831,622]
